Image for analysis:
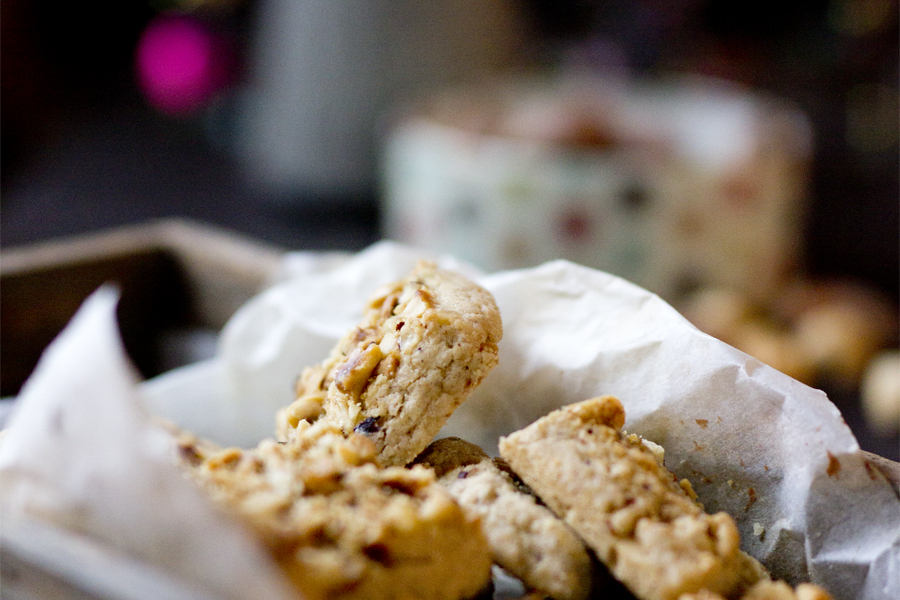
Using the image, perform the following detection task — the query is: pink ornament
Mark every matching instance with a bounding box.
[135,15,229,115]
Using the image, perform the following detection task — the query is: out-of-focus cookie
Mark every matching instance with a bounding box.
[861,350,900,436]
[499,396,767,600]
[176,421,493,600]
[415,437,593,600]
[277,261,502,467]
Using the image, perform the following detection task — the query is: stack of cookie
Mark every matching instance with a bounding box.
[413,437,594,600]
[175,261,503,600]
[172,261,835,600]
[414,395,833,600]
[496,396,833,600]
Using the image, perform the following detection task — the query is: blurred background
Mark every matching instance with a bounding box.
[1,0,897,457]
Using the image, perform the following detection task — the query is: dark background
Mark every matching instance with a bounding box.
[2,1,897,304]
[1,0,384,251]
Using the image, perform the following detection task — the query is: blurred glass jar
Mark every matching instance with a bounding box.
[381,75,812,302]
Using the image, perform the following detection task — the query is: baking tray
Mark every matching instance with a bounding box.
[1,218,285,397]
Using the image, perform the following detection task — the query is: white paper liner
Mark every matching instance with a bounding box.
[0,287,296,600]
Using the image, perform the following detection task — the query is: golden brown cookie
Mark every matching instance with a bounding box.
[678,579,835,600]
[415,437,593,600]
[176,421,493,600]
[277,261,502,467]
[499,396,767,600]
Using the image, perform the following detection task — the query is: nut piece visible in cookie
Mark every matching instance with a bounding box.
[499,396,767,600]
[415,437,593,600]
[278,261,503,467]
[176,421,493,600]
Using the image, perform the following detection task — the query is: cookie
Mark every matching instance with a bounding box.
[679,579,834,600]
[499,396,767,600]
[415,437,593,600]
[740,581,833,600]
[176,421,493,600]
[277,261,502,467]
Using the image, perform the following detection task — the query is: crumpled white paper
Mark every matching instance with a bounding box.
[0,286,297,600]
[2,242,897,600]
[207,241,898,600]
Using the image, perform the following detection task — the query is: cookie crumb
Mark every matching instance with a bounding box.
[826,452,841,477]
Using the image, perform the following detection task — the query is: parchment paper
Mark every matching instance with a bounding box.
[0,287,296,600]
[1,242,897,600]
[209,241,899,599]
